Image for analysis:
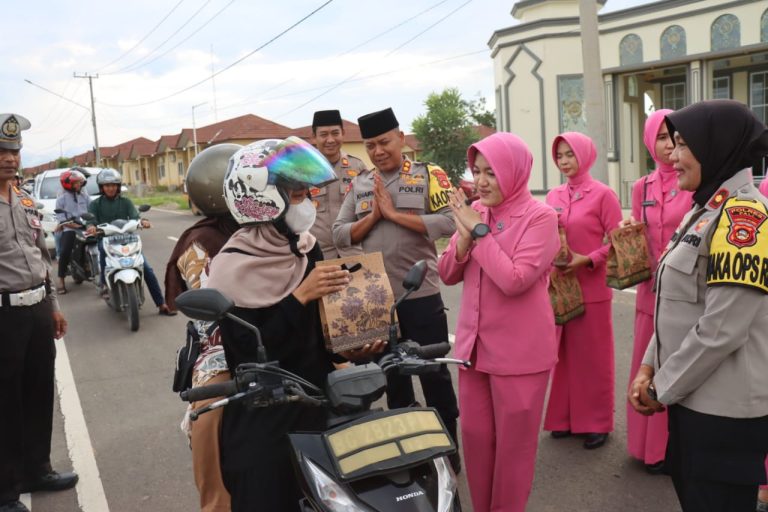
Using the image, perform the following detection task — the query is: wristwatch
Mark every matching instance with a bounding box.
[647,381,658,401]
[471,223,490,240]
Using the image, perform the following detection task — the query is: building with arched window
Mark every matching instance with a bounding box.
[491,0,768,205]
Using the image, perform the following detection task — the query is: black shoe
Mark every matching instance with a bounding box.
[20,470,78,493]
[550,430,571,439]
[0,501,30,512]
[645,460,665,475]
[583,433,608,449]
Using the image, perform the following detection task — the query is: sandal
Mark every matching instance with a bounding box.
[58,288,68,295]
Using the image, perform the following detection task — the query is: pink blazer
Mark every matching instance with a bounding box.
[438,200,559,375]
[630,172,693,315]
[545,179,623,303]
[759,177,768,197]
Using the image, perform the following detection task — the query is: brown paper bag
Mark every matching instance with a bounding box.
[548,225,584,325]
[605,224,652,290]
[317,252,395,353]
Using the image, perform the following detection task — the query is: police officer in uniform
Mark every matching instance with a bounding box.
[0,114,78,512]
[332,107,460,469]
[309,109,367,259]
[628,100,768,512]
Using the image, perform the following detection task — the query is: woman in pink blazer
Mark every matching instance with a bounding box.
[438,132,559,512]
[543,132,623,449]
[625,109,693,473]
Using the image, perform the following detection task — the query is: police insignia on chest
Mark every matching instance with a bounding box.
[402,160,412,174]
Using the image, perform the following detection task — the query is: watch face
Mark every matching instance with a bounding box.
[472,223,490,238]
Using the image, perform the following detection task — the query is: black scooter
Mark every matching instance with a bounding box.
[177,261,469,512]
[53,209,100,285]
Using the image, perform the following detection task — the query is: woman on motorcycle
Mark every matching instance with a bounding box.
[55,169,90,293]
[206,138,383,512]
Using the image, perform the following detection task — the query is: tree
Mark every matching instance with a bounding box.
[468,95,496,128]
[412,88,482,184]
[55,156,71,168]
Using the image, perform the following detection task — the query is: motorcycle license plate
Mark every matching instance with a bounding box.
[323,408,454,481]
[109,234,138,245]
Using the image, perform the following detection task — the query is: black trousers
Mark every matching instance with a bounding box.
[384,293,459,440]
[0,300,56,503]
[666,405,768,512]
[57,230,77,279]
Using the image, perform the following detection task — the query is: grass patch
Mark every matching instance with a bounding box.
[125,191,189,210]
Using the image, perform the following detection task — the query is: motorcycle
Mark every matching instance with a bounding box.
[176,261,469,512]
[53,209,100,285]
[96,204,151,332]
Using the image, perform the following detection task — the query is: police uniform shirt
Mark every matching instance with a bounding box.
[642,168,768,418]
[310,152,367,259]
[332,157,455,299]
[0,184,59,309]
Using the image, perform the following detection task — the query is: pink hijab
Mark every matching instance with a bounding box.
[643,109,676,188]
[551,132,597,188]
[467,132,534,216]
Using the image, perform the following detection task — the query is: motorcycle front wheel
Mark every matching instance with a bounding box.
[118,281,141,332]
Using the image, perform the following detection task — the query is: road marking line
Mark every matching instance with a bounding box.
[449,334,455,344]
[55,338,110,512]
[168,236,179,242]
[20,494,30,508]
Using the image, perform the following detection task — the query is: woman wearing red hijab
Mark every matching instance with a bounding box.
[625,109,693,473]
[439,132,559,511]
[543,132,623,449]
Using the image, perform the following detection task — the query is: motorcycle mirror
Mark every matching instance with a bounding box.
[81,212,95,221]
[54,208,65,214]
[36,203,45,210]
[175,288,234,321]
[138,204,151,213]
[402,260,427,291]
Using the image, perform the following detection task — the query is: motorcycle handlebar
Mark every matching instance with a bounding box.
[404,342,452,359]
[181,379,238,402]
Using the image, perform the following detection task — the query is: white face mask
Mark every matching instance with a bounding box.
[283,197,317,234]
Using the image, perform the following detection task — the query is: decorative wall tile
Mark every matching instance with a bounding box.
[620,34,643,66]
[711,14,741,51]
[661,25,687,60]
[558,75,587,133]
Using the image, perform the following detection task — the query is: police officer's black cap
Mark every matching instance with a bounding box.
[358,108,399,139]
[312,110,343,129]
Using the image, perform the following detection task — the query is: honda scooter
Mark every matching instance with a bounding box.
[53,209,100,285]
[97,204,151,332]
[176,261,468,511]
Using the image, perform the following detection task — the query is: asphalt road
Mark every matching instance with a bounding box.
[37,207,680,512]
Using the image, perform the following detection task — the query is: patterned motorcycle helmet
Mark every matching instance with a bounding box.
[223,137,337,226]
[96,168,122,186]
[186,143,243,216]
[60,169,87,191]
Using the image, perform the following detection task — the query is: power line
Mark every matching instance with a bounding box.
[24,79,90,111]
[98,0,187,72]
[114,0,235,76]
[105,0,215,75]
[100,0,335,108]
[275,0,472,119]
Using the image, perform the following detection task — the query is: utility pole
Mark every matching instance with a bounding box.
[74,72,101,166]
[578,0,608,183]
[192,102,207,157]
[210,45,218,122]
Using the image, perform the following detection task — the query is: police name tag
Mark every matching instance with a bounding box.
[706,197,768,294]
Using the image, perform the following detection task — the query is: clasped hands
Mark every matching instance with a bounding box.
[627,364,665,416]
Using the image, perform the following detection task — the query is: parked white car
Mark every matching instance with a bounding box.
[32,168,117,257]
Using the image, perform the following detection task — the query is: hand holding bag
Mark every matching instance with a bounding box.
[548,225,585,324]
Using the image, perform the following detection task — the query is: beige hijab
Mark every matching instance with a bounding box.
[206,224,316,308]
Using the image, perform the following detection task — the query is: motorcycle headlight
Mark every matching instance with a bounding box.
[434,456,457,512]
[302,457,371,512]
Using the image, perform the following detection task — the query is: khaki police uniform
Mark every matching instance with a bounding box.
[310,152,366,259]
[0,183,61,503]
[332,157,460,447]
[642,168,768,507]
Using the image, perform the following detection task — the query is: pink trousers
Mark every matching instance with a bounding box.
[544,300,615,434]
[459,368,550,512]
[626,310,668,464]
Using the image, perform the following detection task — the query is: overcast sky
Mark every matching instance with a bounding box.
[5,0,653,167]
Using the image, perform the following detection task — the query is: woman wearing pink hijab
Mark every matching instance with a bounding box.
[543,131,623,449]
[439,132,559,512]
[625,109,693,473]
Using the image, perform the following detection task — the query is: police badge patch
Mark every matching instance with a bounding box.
[724,203,767,248]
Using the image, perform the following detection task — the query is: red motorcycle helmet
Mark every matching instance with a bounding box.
[60,169,87,191]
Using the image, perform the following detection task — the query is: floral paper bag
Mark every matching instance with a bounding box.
[548,225,585,325]
[605,224,652,290]
[317,252,395,353]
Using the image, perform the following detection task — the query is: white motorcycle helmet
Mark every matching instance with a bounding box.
[223,137,337,226]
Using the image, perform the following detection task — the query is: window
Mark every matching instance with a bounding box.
[178,162,185,177]
[660,25,686,60]
[712,76,730,99]
[170,153,176,163]
[159,164,166,180]
[135,170,140,182]
[662,82,686,110]
[619,34,643,66]
[711,14,741,51]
